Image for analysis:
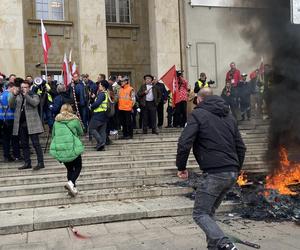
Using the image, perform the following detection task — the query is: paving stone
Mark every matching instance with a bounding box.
[139,217,178,229]
[0,233,27,246]
[130,228,174,242]
[27,228,69,250]
[1,242,47,250]
[105,220,146,233]
[166,224,202,236]
[74,223,108,236]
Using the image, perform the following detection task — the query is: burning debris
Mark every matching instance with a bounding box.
[176,146,300,222]
[265,147,300,195]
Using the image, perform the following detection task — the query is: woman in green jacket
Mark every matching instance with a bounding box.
[50,104,84,197]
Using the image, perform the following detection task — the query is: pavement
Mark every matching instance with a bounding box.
[0,215,299,250]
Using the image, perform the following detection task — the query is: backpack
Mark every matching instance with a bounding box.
[106,92,115,117]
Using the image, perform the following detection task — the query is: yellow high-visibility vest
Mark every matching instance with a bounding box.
[197,80,209,89]
[93,91,108,113]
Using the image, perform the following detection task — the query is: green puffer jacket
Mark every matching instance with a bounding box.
[49,111,84,163]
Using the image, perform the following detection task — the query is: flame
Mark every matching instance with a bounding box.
[237,171,248,186]
[265,147,300,195]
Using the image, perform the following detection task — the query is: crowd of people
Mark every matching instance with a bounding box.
[0,62,270,195]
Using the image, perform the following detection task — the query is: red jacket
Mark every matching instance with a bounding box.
[175,77,188,104]
[226,69,241,87]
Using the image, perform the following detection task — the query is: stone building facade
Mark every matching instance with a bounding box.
[0,0,181,90]
[0,0,270,93]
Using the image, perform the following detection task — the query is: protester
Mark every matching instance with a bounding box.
[52,84,74,117]
[137,75,161,135]
[154,78,167,129]
[89,80,109,151]
[73,73,88,131]
[238,73,252,121]
[118,76,135,139]
[166,90,174,128]
[221,81,237,119]
[9,78,44,170]
[44,74,58,129]
[107,76,119,135]
[0,82,21,161]
[176,87,246,250]
[194,72,209,94]
[49,104,84,197]
[225,62,241,88]
[174,71,188,128]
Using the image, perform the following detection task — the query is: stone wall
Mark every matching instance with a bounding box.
[0,0,25,77]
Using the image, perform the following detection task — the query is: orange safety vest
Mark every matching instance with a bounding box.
[118,84,133,111]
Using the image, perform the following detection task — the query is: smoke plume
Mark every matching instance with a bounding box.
[236,0,300,169]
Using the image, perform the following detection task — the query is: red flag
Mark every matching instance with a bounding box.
[41,20,51,65]
[159,65,177,107]
[62,53,72,86]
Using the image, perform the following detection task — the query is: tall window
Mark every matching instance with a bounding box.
[105,0,131,23]
[36,0,64,20]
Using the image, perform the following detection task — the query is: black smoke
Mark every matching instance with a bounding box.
[235,0,300,169]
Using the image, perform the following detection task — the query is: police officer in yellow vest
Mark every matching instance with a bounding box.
[89,80,109,151]
[194,72,209,94]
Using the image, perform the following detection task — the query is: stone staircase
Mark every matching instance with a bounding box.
[0,119,269,234]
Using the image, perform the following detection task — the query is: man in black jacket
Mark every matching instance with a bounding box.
[176,87,246,250]
[137,75,161,134]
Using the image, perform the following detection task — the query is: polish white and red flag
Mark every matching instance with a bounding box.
[41,19,51,65]
[62,53,72,86]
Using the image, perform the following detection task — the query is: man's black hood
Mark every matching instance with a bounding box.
[197,95,230,117]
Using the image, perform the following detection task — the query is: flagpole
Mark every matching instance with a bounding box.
[44,64,48,82]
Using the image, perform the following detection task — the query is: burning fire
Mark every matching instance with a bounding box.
[265,147,300,195]
[237,171,248,186]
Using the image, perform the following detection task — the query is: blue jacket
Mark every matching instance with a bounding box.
[87,80,97,94]
[52,89,74,116]
[0,90,14,120]
[75,81,87,107]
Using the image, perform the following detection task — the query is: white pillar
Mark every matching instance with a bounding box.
[77,0,108,80]
[0,0,25,77]
[148,0,181,78]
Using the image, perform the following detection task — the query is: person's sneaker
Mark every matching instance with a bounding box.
[96,145,105,151]
[110,130,118,135]
[18,163,32,170]
[33,163,45,171]
[219,243,239,250]
[64,181,77,197]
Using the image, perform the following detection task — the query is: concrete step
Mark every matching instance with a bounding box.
[0,196,238,235]
[0,151,267,168]
[0,166,198,186]
[0,176,181,198]
[0,185,193,211]
[0,158,269,177]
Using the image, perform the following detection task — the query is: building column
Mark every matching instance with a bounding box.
[0,0,25,77]
[148,0,181,77]
[77,0,108,80]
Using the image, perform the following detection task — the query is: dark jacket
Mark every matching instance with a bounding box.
[176,95,246,173]
[74,81,87,107]
[137,84,162,107]
[155,82,168,103]
[87,80,97,95]
[237,81,252,105]
[52,89,74,116]
[221,86,236,105]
